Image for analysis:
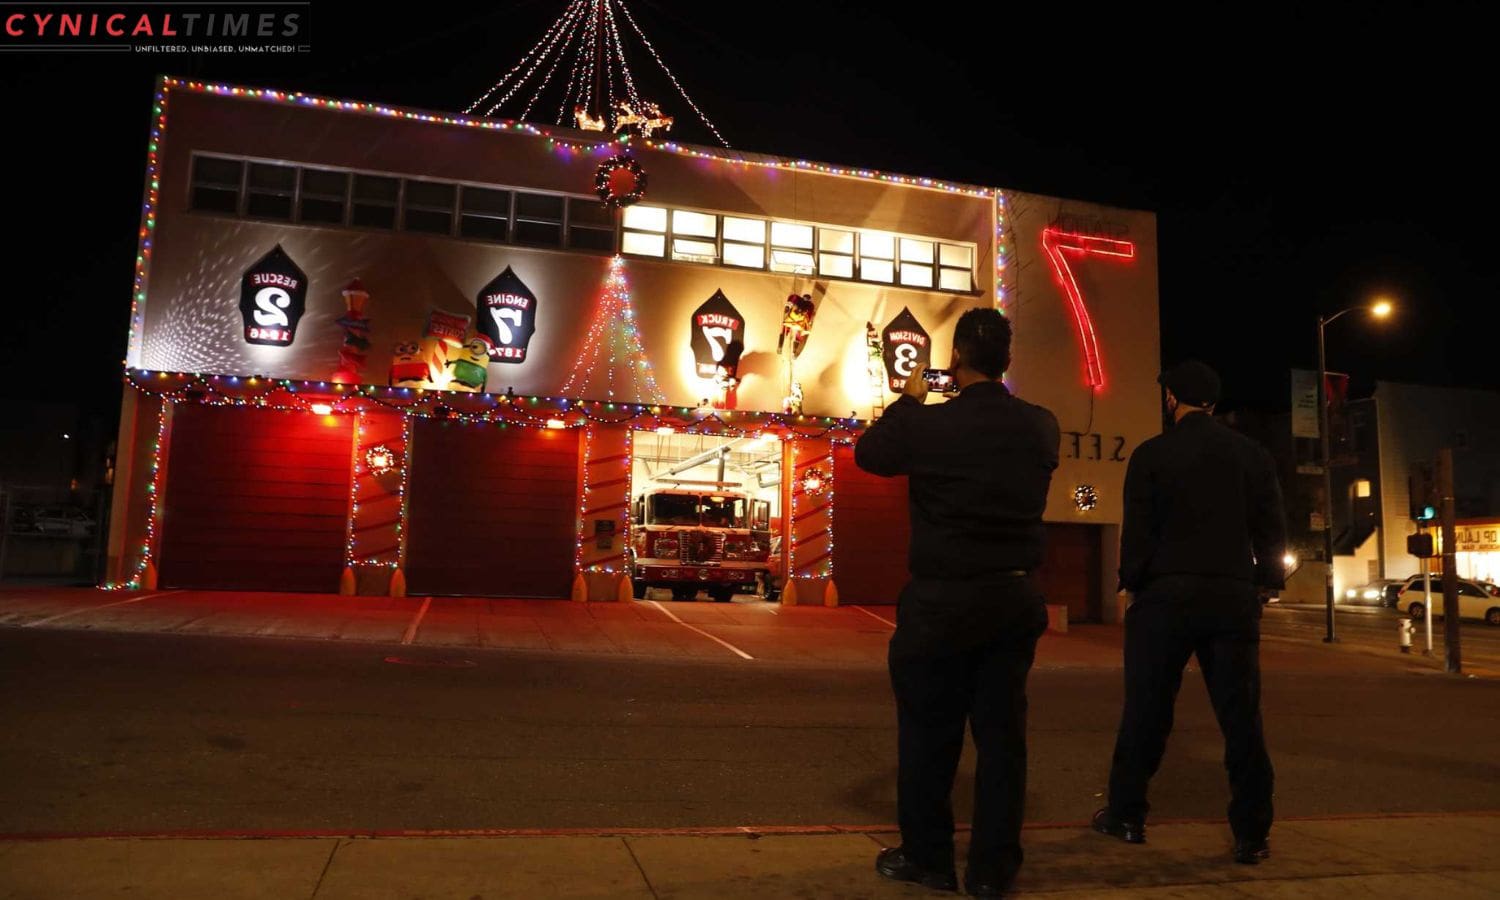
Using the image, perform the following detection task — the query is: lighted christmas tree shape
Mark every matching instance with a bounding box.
[562,256,665,404]
[466,0,729,146]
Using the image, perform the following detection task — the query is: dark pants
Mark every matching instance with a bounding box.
[888,576,1048,882]
[1106,575,1274,841]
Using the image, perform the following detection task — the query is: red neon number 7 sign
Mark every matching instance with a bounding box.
[1041,227,1136,390]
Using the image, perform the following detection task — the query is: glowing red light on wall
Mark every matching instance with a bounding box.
[1040,227,1136,390]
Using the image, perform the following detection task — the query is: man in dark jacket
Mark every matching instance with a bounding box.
[1093,360,1287,865]
[856,308,1060,898]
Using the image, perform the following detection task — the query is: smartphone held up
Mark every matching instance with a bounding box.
[921,367,959,395]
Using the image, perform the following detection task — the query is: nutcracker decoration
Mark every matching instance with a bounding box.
[331,278,372,384]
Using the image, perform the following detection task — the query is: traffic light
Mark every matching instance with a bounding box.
[1409,461,1437,520]
[1407,533,1436,558]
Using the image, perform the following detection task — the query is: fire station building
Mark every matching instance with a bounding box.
[106,77,1161,621]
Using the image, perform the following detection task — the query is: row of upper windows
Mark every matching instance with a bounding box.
[187,154,978,294]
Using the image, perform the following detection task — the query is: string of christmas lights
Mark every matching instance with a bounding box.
[466,0,727,145]
[520,0,590,123]
[109,400,169,590]
[513,0,591,122]
[123,369,866,439]
[561,255,666,404]
[345,411,365,571]
[466,0,585,115]
[612,0,729,147]
[125,86,166,368]
[603,0,642,116]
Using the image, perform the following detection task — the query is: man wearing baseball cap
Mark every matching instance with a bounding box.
[1092,360,1287,865]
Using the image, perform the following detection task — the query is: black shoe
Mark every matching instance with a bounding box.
[963,875,1015,898]
[1233,837,1270,865]
[1091,807,1146,844]
[875,846,958,891]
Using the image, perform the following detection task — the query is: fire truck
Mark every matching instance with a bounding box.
[631,487,774,602]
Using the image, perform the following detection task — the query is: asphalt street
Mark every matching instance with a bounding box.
[2,622,1496,836]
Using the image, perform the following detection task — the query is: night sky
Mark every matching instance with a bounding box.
[1,1,1487,429]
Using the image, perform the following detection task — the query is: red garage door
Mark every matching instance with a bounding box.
[1038,524,1102,623]
[158,406,354,592]
[404,420,579,598]
[831,444,910,605]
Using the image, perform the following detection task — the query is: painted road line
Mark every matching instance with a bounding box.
[851,605,896,629]
[401,597,432,645]
[24,592,173,628]
[647,600,754,660]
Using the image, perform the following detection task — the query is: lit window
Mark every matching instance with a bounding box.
[622,231,665,257]
[859,232,896,283]
[938,242,974,292]
[723,217,766,244]
[673,209,717,238]
[623,205,668,258]
[819,255,854,278]
[673,238,718,263]
[624,205,668,232]
[770,221,814,274]
[939,268,973,292]
[772,250,816,274]
[860,231,896,261]
[861,259,895,283]
[899,263,934,288]
[771,222,813,250]
[724,242,765,268]
[819,228,854,278]
[900,238,934,264]
[723,216,766,270]
[940,243,972,268]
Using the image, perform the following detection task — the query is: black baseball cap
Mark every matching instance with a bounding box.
[1158,360,1221,407]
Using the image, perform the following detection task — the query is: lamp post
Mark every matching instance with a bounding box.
[1317,298,1392,643]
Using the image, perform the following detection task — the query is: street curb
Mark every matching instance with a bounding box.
[5,809,1498,842]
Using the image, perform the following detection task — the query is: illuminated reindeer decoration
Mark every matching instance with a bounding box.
[613,100,674,137]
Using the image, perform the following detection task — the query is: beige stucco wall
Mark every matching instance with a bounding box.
[131,83,1162,531]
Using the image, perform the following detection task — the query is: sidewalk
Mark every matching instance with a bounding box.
[0,587,1454,675]
[3,814,1497,898]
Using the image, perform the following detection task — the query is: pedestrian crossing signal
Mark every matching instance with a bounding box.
[1407,533,1435,558]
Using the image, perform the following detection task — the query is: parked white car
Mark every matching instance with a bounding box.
[1398,578,1500,626]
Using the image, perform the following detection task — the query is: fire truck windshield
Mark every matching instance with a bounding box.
[648,494,748,528]
[701,496,747,528]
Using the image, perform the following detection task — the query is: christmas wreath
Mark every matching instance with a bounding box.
[595,155,647,208]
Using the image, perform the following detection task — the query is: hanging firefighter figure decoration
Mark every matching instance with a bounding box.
[712,339,744,411]
[865,321,887,419]
[778,293,817,415]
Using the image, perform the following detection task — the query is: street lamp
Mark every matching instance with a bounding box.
[1317,297,1394,643]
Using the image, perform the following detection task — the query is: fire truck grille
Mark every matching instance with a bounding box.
[680,531,725,563]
